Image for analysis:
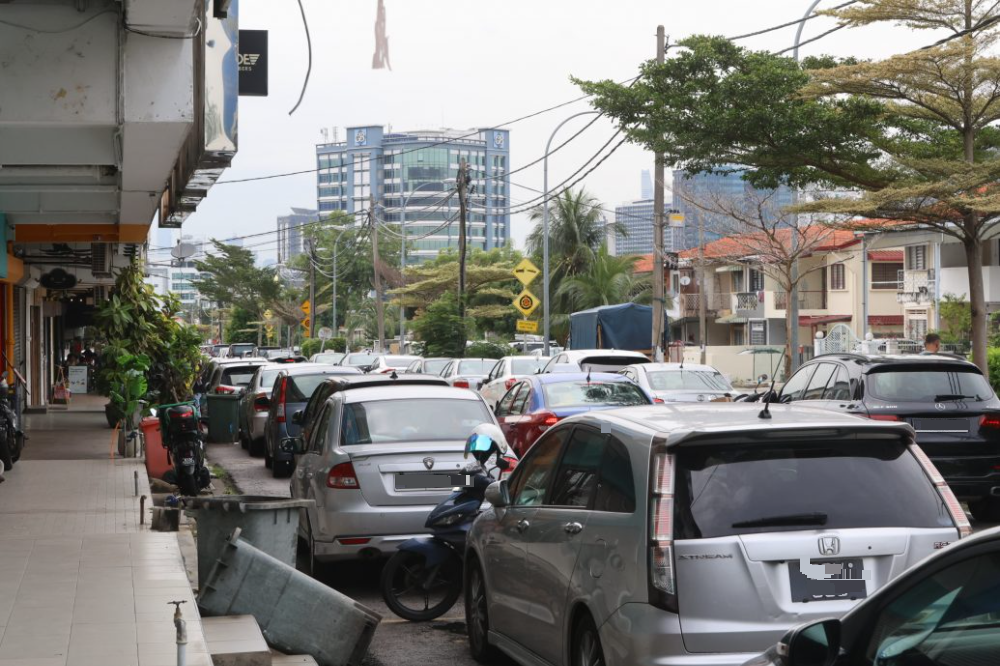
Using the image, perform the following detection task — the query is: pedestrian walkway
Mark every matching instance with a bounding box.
[0,408,211,666]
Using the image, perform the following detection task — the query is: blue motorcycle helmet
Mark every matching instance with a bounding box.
[464,423,508,462]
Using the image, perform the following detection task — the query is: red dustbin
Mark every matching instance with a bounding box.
[141,417,171,480]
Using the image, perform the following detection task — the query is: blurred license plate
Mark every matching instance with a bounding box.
[914,418,968,432]
[788,558,866,602]
[395,473,470,490]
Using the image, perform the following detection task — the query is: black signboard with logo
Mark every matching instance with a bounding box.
[238,30,268,96]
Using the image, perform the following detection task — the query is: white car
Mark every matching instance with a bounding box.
[541,349,650,373]
[479,356,550,408]
[620,362,735,403]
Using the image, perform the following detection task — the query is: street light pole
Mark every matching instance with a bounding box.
[543,110,601,355]
[398,181,446,352]
[328,226,349,341]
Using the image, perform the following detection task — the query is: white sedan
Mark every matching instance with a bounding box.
[478,355,550,408]
[619,362,735,403]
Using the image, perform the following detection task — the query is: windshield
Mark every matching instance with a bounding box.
[345,354,377,366]
[458,360,494,375]
[867,367,994,402]
[511,358,547,375]
[286,374,334,402]
[542,380,651,409]
[647,370,732,392]
[341,398,493,445]
[424,359,450,375]
[221,366,259,387]
[313,353,344,364]
[259,369,282,390]
[579,356,648,372]
[385,356,418,368]
[674,441,952,539]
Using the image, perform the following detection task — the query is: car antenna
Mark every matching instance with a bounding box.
[390,370,398,380]
[758,374,778,420]
[586,368,591,384]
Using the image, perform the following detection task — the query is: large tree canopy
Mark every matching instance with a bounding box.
[191,240,280,318]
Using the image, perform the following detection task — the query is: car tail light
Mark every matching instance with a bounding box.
[275,377,288,423]
[380,368,395,374]
[327,462,360,489]
[867,414,900,421]
[337,537,371,545]
[253,392,269,413]
[499,455,518,480]
[980,414,1000,429]
[909,444,972,538]
[532,411,560,431]
[215,385,237,395]
[653,398,665,404]
[650,449,676,595]
[505,377,518,390]
[454,379,470,389]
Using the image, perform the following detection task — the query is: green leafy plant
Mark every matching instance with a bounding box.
[936,294,972,344]
[466,341,508,359]
[412,292,467,358]
[107,351,151,431]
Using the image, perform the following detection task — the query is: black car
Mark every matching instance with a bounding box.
[779,353,1000,521]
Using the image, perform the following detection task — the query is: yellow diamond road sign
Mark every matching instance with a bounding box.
[516,319,538,333]
[513,289,539,317]
[512,258,540,287]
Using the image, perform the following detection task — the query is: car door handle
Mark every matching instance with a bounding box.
[563,522,583,535]
[516,519,530,533]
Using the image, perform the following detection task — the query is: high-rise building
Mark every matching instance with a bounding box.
[612,200,681,257]
[640,170,653,200]
[315,126,511,263]
[672,169,794,250]
[277,208,319,264]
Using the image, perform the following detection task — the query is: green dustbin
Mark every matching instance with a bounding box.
[205,393,242,443]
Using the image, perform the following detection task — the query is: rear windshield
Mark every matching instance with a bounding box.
[230,344,255,353]
[259,369,282,390]
[345,354,377,366]
[313,354,344,364]
[458,360,494,375]
[286,374,336,402]
[221,366,259,387]
[424,359,450,375]
[385,356,418,367]
[542,380,650,409]
[866,367,994,402]
[511,358,547,375]
[580,356,648,372]
[341,398,493,445]
[674,441,952,539]
[647,370,731,392]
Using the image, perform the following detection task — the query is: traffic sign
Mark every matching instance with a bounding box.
[299,300,311,320]
[513,289,539,317]
[668,212,685,228]
[318,327,333,340]
[302,318,311,337]
[516,319,538,333]
[512,258,540,287]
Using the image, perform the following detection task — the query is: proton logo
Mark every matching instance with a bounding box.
[935,403,947,411]
[422,457,435,470]
[818,536,841,556]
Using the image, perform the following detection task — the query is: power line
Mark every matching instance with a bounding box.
[728,0,857,41]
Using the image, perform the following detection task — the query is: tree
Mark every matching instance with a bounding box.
[411,292,467,358]
[224,306,257,344]
[574,7,1000,372]
[938,293,972,343]
[192,240,280,320]
[555,245,653,310]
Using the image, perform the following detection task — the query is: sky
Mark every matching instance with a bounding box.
[162,0,934,264]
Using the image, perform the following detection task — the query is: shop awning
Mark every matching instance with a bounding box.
[715,265,743,273]
[799,315,852,326]
[716,314,747,324]
[868,315,904,326]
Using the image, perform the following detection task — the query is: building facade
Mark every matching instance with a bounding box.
[612,199,682,256]
[277,208,320,264]
[315,127,511,263]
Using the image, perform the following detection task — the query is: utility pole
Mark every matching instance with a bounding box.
[308,237,317,340]
[457,158,469,318]
[369,194,386,352]
[698,208,707,365]
[652,25,667,362]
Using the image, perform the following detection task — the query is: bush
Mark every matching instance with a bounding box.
[989,348,1000,395]
[301,336,348,358]
[412,293,467,358]
[466,341,508,359]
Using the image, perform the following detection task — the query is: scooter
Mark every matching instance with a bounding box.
[734,373,773,403]
[0,377,24,471]
[380,424,512,622]
[158,402,211,496]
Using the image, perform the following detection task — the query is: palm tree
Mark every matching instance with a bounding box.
[555,246,659,311]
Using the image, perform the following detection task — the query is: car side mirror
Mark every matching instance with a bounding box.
[283,437,307,455]
[253,395,270,410]
[292,410,304,426]
[781,619,840,666]
[485,480,510,508]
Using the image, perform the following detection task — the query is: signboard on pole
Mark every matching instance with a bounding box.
[516,320,538,333]
[238,30,269,96]
[513,289,539,318]
[513,258,540,287]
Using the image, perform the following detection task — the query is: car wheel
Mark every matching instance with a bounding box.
[272,459,292,478]
[969,496,1000,523]
[264,449,273,469]
[466,560,500,663]
[249,437,264,457]
[573,614,606,666]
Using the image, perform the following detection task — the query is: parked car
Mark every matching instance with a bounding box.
[261,364,363,477]
[621,362,735,403]
[194,358,268,415]
[541,348,651,373]
[479,356,550,408]
[310,352,346,365]
[404,357,452,376]
[779,352,1000,522]
[367,355,421,375]
[439,358,496,389]
[743,525,1000,666]
[289,383,504,562]
[495,372,651,456]
[227,342,257,358]
[340,352,380,371]
[465,403,969,666]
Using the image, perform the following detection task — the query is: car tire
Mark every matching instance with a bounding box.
[239,430,249,450]
[573,614,606,666]
[969,496,1000,523]
[272,460,291,478]
[264,449,273,469]
[249,437,264,457]
[466,560,500,663]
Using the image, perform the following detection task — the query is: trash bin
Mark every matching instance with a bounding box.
[200,528,380,666]
[205,393,241,443]
[141,417,171,480]
[179,495,314,589]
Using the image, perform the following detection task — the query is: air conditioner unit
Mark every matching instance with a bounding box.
[91,243,111,278]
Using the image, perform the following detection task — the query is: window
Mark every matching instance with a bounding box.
[646,371,732,392]
[824,366,852,401]
[509,428,569,507]
[803,363,837,400]
[542,380,650,409]
[510,386,531,415]
[780,365,817,402]
[830,263,846,290]
[340,398,492,445]
[496,384,521,417]
[595,437,636,513]
[865,552,1000,665]
[866,367,994,403]
[749,269,765,292]
[907,244,927,270]
[308,404,332,454]
[550,428,604,508]
[872,262,903,289]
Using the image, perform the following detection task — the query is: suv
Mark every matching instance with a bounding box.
[465,403,969,666]
[541,349,651,373]
[779,353,1000,522]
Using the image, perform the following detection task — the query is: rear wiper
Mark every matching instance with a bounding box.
[732,512,828,529]
[934,394,979,402]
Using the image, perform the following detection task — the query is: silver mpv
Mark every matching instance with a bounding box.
[465,403,970,666]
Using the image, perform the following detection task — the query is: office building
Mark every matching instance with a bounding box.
[612,200,681,257]
[277,208,320,264]
[640,170,653,200]
[315,126,511,263]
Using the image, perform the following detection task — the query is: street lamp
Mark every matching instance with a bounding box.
[327,225,350,341]
[542,110,601,355]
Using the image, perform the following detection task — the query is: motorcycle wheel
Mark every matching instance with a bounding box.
[11,431,24,463]
[178,472,199,497]
[380,549,463,622]
[0,427,12,471]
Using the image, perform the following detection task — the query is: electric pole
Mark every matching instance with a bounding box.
[652,25,667,362]
[308,237,317,340]
[457,158,469,318]
[369,194,386,352]
[698,208,707,365]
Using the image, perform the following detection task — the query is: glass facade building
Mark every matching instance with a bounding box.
[315,126,511,263]
[612,200,681,256]
[277,208,320,264]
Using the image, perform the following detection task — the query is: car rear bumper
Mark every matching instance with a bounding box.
[930,455,1000,499]
[601,603,756,666]
[250,413,268,441]
[312,502,436,561]
[313,532,428,562]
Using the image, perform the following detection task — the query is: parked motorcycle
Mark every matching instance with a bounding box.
[733,373,773,403]
[158,403,211,496]
[0,376,25,471]
[380,423,512,622]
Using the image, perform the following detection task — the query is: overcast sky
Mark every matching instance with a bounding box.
[164,0,931,263]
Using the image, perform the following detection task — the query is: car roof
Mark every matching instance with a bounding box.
[533,372,635,385]
[277,363,362,376]
[628,362,721,373]
[215,357,268,366]
[502,355,550,362]
[317,374,449,391]
[561,349,649,360]
[566,403,913,448]
[341,384,487,403]
[813,352,976,368]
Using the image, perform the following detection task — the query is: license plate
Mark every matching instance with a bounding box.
[788,558,866,602]
[914,418,969,433]
[181,457,195,465]
[394,472,470,490]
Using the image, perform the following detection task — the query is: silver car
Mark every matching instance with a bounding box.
[440,358,496,390]
[238,363,294,454]
[479,356,550,408]
[465,403,969,666]
[541,348,650,373]
[621,362,735,403]
[290,383,502,562]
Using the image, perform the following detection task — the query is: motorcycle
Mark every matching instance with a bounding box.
[157,402,211,496]
[380,423,512,622]
[733,373,775,403]
[0,376,25,471]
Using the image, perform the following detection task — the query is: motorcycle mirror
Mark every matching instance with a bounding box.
[758,374,769,383]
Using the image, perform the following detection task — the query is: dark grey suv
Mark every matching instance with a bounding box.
[779,353,1000,522]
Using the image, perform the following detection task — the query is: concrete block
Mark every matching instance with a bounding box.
[202,615,269,666]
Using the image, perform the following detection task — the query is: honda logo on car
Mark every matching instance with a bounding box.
[818,536,841,556]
